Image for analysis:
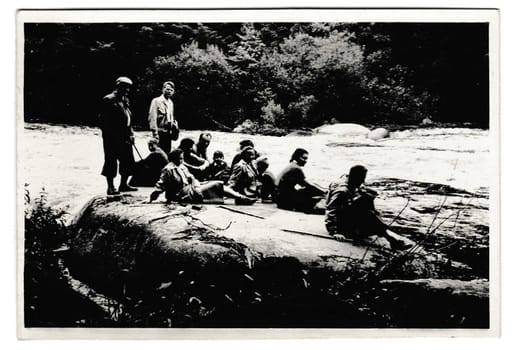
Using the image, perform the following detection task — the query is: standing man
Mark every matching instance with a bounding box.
[148,81,178,154]
[98,76,138,195]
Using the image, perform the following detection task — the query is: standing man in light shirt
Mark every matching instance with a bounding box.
[148,81,179,154]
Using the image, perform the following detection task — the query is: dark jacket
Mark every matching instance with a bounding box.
[99,91,134,143]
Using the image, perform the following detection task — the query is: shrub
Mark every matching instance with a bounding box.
[24,186,70,326]
[144,42,243,129]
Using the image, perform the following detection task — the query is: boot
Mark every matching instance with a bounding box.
[390,239,413,251]
[107,187,120,195]
[119,184,138,192]
[235,195,257,205]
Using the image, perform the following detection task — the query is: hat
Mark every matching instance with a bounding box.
[239,139,254,149]
[116,76,133,86]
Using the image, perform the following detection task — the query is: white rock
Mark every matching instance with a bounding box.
[367,128,390,140]
[422,117,434,125]
[315,123,371,137]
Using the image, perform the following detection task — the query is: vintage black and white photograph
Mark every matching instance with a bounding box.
[17,9,499,338]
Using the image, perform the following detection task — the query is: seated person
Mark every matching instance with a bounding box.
[276,148,326,213]
[205,150,231,183]
[325,165,412,250]
[255,155,276,202]
[177,137,209,181]
[150,149,255,205]
[230,139,260,171]
[195,132,212,161]
[227,146,259,204]
[129,138,169,187]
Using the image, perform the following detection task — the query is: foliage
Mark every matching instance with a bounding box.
[23,185,84,327]
[144,42,243,129]
[24,22,489,129]
[24,186,68,259]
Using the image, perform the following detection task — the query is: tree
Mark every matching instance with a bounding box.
[147,42,241,128]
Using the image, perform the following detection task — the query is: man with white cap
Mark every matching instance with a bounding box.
[148,81,179,154]
[98,76,138,195]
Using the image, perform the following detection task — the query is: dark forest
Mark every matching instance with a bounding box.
[24,22,489,130]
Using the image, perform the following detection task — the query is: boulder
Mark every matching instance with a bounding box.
[63,179,487,326]
[377,278,489,327]
[422,117,434,125]
[380,278,489,298]
[66,193,474,297]
[315,123,371,137]
[233,119,256,133]
[367,127,390,141]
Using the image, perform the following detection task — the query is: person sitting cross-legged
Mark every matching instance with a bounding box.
[227,146,259,204]
[230,139,260,171]
[324,165,413,250]
[177,137,209,181]
[149,148,256,205]
[276,148,326,213]
[129,138,169,187]
[255,155,276,203]
[205,150,231,183]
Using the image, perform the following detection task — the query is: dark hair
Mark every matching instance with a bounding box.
[168,148,184,165]
[348,165,368,181]
[199,132,212,141]
[290,148,308,162]
[213,150,224,159]
[239,139,254,149]
[241,146,256,161]
[179,138,195,151]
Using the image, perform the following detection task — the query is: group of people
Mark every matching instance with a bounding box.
[98,77,411,250]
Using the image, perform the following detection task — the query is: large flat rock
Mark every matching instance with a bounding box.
[68,191,471,295]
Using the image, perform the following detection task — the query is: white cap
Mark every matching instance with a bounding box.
[116,76,133,86]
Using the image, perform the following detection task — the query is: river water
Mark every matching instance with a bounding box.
[20,123,492,216]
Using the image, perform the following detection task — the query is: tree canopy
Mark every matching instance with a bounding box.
[24,22,489,130]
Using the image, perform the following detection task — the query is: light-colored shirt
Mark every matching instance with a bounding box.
[148,94,174,133]
[228,160,258,197]
[154,163,199,202]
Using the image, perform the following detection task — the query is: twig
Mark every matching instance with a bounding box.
[434,240,459,252]
[188,214,233,231]
[217,205,265,219]
[425,193,448,237]
[402,193,449,257]
[452,195,474,228]
[148,214,174,223]
[148,213,185,223]
[280,228,336,241]
[387,197,410,227]
[361,198,410,261]
[407,193,474,256]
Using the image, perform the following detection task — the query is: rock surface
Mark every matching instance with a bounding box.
[65,176,489,327]
[367,127,390,140]
[377,278,489,327]
[315,123,371,137]
[380,278,489,298]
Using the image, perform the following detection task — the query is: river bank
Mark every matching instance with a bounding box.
[20,122,492,328]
